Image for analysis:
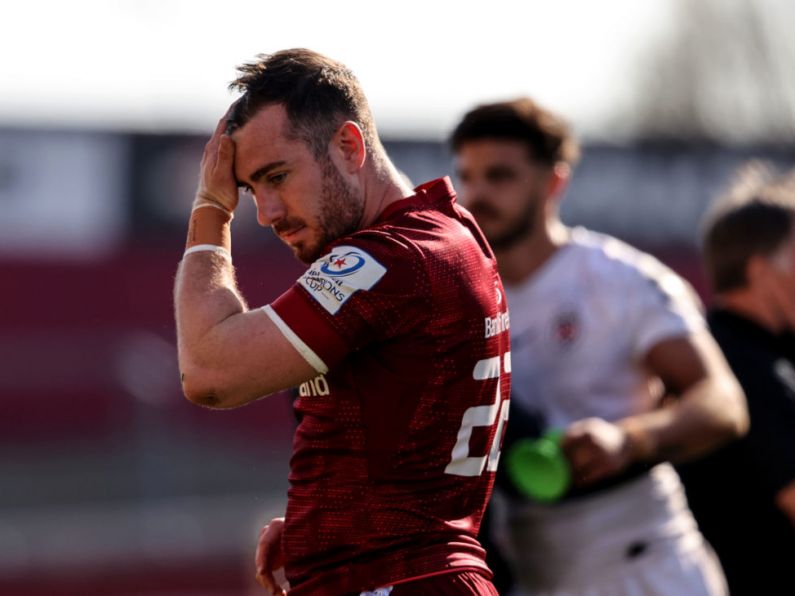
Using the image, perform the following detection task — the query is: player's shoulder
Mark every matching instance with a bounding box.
[568,227,690,296]
[348,207,481,263]
[317,226,431,295]
[338,224,423,266]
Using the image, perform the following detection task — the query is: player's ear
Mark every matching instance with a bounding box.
[332,121,366,173]
[548,162,570,200]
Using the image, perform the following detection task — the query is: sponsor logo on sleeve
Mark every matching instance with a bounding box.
[298,246,387,315]
[299,374,330,397]
[485,311,510,338]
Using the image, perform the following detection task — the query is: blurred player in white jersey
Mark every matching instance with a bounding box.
[450,98,748,596]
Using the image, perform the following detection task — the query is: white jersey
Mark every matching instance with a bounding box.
[498,227,726,596]
[506,226,704,428]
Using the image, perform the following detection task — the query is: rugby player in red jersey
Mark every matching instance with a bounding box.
[174,49,510,595]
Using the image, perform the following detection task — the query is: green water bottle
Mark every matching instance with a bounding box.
[506,429,571,503]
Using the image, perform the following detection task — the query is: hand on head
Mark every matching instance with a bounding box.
[194,106,241,213]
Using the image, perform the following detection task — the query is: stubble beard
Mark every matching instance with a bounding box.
[293,156,364,264]
[477,192,540,252]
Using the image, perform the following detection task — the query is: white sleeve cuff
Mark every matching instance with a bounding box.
[262,305,329,374]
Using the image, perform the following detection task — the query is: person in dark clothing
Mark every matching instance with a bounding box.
[678,161,795,595]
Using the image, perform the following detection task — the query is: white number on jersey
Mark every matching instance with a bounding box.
[445,352,511,477]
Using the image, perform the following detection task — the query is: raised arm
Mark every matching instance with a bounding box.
[174,114,316,409]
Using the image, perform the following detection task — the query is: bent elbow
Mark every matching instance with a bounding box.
[182,376,224,409]
[179,362,266,410]
[716,379,750,440]
[180,363,231,409]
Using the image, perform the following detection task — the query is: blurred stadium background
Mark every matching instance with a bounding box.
[2,1,795,594]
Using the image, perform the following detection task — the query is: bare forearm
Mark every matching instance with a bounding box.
[175,252,247,354]
[174,251,252,404]
[619,376,748,465]
[176,112,245,366]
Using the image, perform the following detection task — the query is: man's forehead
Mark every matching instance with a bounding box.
[232,103,291,143]
[232,104,311,180]
[456,139,536,168]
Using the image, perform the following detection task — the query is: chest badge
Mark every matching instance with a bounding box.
[550,310,580,348]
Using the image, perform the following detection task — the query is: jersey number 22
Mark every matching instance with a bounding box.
[445,352,511,477]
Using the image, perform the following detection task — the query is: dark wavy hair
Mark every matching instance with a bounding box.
[226,48,378,160]
[450,97,580,167]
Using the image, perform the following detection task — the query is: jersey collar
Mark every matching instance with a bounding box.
[374,177,456,224]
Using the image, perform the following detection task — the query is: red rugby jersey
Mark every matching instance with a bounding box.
[264,177,511,595]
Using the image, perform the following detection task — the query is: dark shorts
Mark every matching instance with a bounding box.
[383,570,498,595]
